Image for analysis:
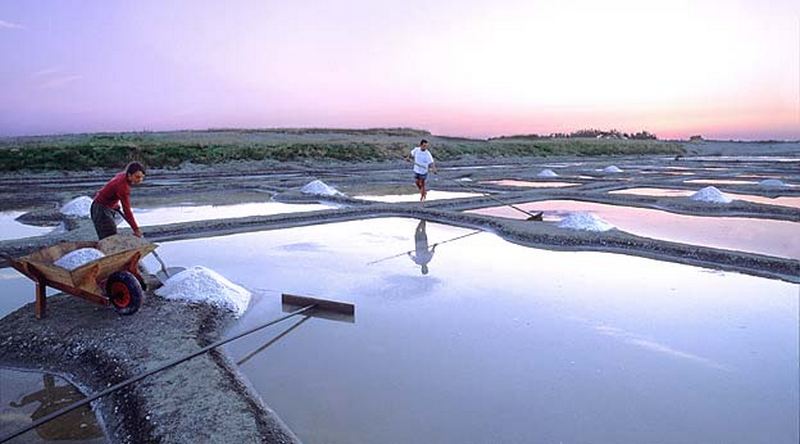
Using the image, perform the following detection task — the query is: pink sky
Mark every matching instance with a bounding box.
[0,0,798,139]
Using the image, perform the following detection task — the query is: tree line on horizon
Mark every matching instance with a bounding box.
[490,129,657,141]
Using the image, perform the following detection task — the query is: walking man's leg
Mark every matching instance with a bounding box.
[414,173,427,201]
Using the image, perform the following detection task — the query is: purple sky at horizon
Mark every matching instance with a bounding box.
[1,0,798,140]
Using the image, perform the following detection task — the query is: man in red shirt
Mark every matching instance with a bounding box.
[91,162,146,239]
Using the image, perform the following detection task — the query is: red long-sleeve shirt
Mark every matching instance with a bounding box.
[94,172,139,232]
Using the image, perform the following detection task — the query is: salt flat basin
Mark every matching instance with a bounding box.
[0,211,55,241]
[481,179,580,188]
[609,188,800,209]
[150,218,798,444]
[658,171,695,176]
[686,156,800,163]
[118,201,336,228]
[0,266,62,318]
[353,190,480,203]
[684,179,761,186]
[0,369,105,443]
[468,200,800,259]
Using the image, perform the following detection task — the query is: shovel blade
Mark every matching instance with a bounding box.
[155,267,186,283]
[526,211,544,221]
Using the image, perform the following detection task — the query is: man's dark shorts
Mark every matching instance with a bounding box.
[90,201,118,240]
[414,172,427,181]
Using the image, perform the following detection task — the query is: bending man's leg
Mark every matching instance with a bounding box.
[90,201,118,240]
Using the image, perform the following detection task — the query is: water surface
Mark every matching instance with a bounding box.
[120,201,336,227]
[609,188,800,209]
[468,200,800,259]
[0,212,55,241]
[354,190,480,203]
[0,368,105,443]
[148,218,799,444]
[481,180,580,188]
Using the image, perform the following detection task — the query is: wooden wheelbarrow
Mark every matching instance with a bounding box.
[2,235,157,319]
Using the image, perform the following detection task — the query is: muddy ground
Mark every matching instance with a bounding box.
[1,142,798,443]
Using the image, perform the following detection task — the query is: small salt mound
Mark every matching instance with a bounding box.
[537,169,559,177]
[601,165,623,173]
[690,186,732,204]
[301,180,344,196]
[155,266,251,316]
[54,248,105,270]
[759,179,787,188]
[60,196,93,217]
[557,212,615,232]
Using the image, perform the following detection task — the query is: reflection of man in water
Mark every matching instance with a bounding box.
[407,220,437,274]
[9,374,103,440]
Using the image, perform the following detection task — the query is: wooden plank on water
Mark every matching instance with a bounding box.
[282,293,355,322]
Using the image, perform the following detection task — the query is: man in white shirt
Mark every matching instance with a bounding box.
[406,139,437,201]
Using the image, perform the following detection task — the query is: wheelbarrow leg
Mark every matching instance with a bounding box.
[35,277,47,319]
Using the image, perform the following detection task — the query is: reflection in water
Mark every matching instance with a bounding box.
[609,188,800,209]
[153,218,798,444]
[354,190,479,203]
[3,372,104,442]
[408,220,436,275]
[237,315,312,366]
[590,323,728,371]
[481,179,579,188]
[377,274,441,300]
[0,211,55,242]
[119,201,335,228]
[684,179,759,185]
[468,200,800,259]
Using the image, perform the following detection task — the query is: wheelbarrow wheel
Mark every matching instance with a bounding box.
[106,271,144,315]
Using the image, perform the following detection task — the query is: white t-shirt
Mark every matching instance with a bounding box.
[411,147,434,174]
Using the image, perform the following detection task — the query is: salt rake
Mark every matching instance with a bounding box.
[437,174,543,221]
[0,293,355,444]
[237,293,355,365]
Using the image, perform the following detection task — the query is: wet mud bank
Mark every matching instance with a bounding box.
[0,287,300,443]
[4,202,793,283]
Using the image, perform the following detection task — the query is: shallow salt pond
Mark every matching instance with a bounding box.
[145,218,798,444]
[684,179,761,186]
[685,156,800,163]
[609,188,800,209]
[118,201,337,227]
[469,200,800,259]
[0,211,56,241]
[0,369,105,443]
[480,179,580,188]
[353,190,480,203]
[0,268,61,318]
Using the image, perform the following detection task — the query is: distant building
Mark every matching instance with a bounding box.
[689,135,704,142]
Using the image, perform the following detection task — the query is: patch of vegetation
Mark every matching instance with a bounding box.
[0,129,684,171]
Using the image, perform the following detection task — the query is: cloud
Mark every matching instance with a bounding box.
[33,67,63,78]
[40,75,83,89]
[0,19,25,30]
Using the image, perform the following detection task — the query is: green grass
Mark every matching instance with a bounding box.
[0,129,685,171]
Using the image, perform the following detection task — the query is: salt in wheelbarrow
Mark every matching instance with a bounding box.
[2,234,158,318]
